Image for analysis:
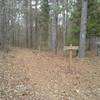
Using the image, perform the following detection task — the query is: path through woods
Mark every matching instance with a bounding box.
[0,48,100,100]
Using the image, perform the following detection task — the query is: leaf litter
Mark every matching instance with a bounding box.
[0,48,100,100]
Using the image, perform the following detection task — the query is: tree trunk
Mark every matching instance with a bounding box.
[51,0,58,54]
[1,0,7,50]
[25,0,29,48]
[63,0,68,47]
[79,0,88,58]
[29,0,33,48]
[34,0,38,49]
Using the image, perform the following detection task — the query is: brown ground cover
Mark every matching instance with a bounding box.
[0,48,100,100]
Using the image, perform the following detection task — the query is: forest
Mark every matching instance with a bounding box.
[0,0,99,56]
[0,0,100,100]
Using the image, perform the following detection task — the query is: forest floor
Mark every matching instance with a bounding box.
[0,48,100,100]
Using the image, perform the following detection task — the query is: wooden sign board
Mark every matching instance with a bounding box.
[64,46,79,51]
[64,44,79,72]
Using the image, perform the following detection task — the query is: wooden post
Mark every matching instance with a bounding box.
[64,44,79,72]
[69,44,72,70]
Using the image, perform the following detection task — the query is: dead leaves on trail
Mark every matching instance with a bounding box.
[0,48,100,100]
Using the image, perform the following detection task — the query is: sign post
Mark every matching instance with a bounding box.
[64,44,79,71]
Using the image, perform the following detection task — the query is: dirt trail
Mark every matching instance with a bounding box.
[0,48,100,100]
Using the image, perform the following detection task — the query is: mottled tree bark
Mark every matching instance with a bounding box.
[79,0,88,58]
[25,0,29,48]
[1,0,7,50]
[51,0,58,54]
[29,0,33,48]
[34,0,38,49]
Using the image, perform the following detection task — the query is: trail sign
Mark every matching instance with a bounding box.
[64,46,79,51]
[64,44,79,71]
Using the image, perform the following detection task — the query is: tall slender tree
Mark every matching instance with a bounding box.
[40,0,50,49]
[51,0,58,53]
[25,0,29,48]
[34,0,38,49]
[79,0,88,58]
[1,0,7,50]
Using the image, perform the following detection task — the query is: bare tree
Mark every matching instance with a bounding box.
[29,0,33,48]
[25,0,29,48]
[62,0,69,47]
[0,0,7,50]
[34,0,38,49]
[51,0,58,53]
[79,0,88,58]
